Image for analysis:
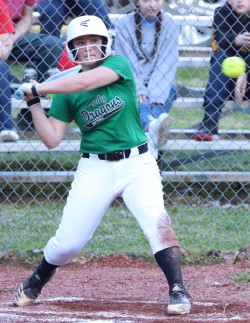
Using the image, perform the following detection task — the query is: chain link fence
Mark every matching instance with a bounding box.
[0,0,249,262]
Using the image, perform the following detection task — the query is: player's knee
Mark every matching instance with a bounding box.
[50,237,85,260]
[61,241,83,256]
[146,212,179,252]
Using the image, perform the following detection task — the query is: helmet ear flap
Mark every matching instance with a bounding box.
[66,40,77,62]
[101,36,108,58]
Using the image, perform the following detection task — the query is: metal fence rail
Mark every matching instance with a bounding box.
[2,170,250,183]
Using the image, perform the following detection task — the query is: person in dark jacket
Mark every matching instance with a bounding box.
[194,0,250,141]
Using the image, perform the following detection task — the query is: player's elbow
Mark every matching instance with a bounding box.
[46,143,58,149]
[38,125,65,149]
[46,141,61,149]
[42,138,61,149]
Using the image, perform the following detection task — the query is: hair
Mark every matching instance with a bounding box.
[134,7,162,60]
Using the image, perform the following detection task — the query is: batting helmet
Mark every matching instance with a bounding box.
[66,15,112,63]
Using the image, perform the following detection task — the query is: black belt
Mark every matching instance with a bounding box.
[82,142,148,161]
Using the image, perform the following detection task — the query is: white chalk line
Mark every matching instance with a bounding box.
[46,297,163,304]
[0,297,166,322]
[0,308,164,322]
[0,315,118,323]
[1,298,249,322]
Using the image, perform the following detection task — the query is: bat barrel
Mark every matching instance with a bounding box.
[14,89,25,100]
[13,65,81,100]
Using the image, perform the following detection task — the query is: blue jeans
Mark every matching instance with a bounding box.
[0,60,13,131]
[37,0,114,37]
[199,50,250,134]
[9,32,63,126]
[139,85,177,130]
[9,33,63,83]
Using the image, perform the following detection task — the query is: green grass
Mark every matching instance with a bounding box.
[169,108,204,129]
[232,270,250,283]
[1,149,250,173]
[220,111,250,130]
[0,151,80,172]
[169,108,250,130]
[176,66,209,88]
[11,64,24,80]
[5,149,245,174]
[162,150,250,172]
[0,203,249,265]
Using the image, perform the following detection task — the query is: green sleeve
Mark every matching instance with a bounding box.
[48,94,73,123]
[101,55,134,82]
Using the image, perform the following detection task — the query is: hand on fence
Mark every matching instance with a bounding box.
[0,39,14,61]
[235,72,247,105]
[235,32,250,48]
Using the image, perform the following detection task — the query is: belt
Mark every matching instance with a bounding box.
[82,142,148,161]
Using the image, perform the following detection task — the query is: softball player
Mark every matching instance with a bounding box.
[14,15,191,315]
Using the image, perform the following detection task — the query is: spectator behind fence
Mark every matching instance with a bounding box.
[114,0,179,159]
[194,0,250,142]
[3,0,64,131]
[0,0,19,141]
[36,0,114,38]
[235,71,250,104]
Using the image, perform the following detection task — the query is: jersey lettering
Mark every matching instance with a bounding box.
[81,96,125,128]
[89,95,106,109]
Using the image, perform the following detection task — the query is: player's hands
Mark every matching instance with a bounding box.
[235,72,247,105]
[20,81,33,95]
[20,80,40,101]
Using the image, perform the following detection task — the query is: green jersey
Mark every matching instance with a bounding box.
[49,55,147,154]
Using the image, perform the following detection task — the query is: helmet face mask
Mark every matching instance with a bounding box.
[70,39,108,64]
[66,16,112,63]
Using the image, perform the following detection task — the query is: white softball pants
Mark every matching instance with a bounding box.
[44,151,179,266]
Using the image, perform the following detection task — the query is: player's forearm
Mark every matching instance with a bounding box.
[35,67,118,95]
[35,76,87,95]
[29,104,63,149]
[13,19,32,41]
[12,6,33,42]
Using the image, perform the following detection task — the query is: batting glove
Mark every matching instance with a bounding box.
[20,82,40,97]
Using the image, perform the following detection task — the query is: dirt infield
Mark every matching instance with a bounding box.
[0,255,249,322]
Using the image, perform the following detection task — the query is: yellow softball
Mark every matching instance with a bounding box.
[221,56,246,78]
